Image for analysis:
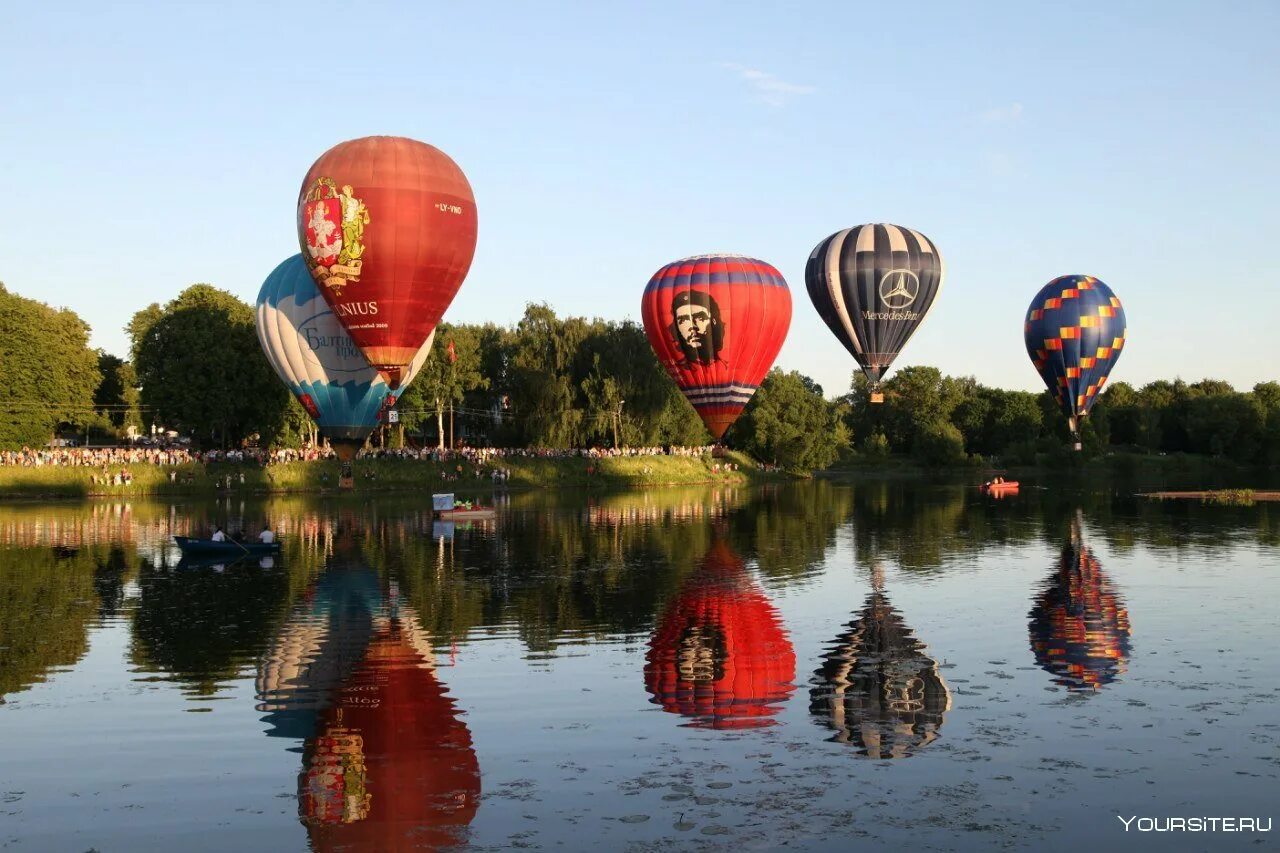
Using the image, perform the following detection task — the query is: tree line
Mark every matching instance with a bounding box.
[2,280,1277,469]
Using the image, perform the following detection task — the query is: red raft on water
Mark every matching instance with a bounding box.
[980,481,1020,496]
[431,493,496,520]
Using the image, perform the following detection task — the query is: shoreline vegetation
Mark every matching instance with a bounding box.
[0,451,778,500]
[1139,490,1279,505]
[1,448,1275,501]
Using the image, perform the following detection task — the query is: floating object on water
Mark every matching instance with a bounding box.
[431,493,496,520]
[174,536,280,557]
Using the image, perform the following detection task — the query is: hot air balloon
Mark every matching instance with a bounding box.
[256,254,434,461]
[297,136,477,389]
[1029,518,1131,691]
[644,540,795,729]
[1024,275,1126,449]
[640,254,792,440]
[805,224,944,398]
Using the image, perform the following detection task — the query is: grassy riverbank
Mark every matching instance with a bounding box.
[0,451,779,499]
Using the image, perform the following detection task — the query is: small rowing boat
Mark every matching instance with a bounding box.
[174,536,281,556]
[434,508,497,520]
[432,492,497,521]
[979,481,1020,496]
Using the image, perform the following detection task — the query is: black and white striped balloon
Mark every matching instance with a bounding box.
[805,224,944,385]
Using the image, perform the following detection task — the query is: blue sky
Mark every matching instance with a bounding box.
[3,1,1277,396]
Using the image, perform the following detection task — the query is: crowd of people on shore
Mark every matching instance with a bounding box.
[1,443,721,470]
[1,446,198,467]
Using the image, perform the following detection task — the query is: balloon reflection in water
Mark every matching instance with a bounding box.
[256,555,479,849]
[810,575,950,759]
[1029,525,1131,691]
[645,540,795,729]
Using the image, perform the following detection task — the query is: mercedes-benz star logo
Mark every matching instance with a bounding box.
[878,269,920,310]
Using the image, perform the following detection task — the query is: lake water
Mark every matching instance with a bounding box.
[2,479,1277,851]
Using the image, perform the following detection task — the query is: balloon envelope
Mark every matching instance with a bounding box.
[1023,275,1126,425]
[805,224,944,384]
[640,254,792,440]
[297,135,476,388]
[256,255,433,451]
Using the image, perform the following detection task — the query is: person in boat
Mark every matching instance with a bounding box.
[211,525,227,542]
[258,525,275,545]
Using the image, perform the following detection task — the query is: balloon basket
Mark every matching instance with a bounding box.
[870,392,885,404]
[339,476,355,490]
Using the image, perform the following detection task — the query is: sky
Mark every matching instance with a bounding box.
[2,0,1278,397]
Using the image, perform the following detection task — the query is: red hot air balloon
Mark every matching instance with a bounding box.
[644,540,796,729]
[298,136,478,388]
[641,254,792,440]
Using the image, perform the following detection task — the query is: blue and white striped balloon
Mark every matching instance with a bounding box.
[255,255,433,447]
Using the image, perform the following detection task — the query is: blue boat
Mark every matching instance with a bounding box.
[174,536,281,556]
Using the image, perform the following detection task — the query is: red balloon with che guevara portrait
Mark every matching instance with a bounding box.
[640,254,792,440]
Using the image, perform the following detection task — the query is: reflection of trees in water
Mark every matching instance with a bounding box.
[130,555,293,696]
[93,545,130,619]
[729,481,855,582]
[644,540,795,729]
[4,481,1260,705]
[1029,528,1131,691]
[810,582,950,759]
[0,544,130,697]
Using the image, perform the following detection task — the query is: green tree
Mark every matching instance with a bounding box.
[505,304,587,447]
[129,284,288,448]
[877,366,964,453]
[0,282,102,449]
[732,369,849,471]
[399,324,490,449]
[913,419,967,467]
[1100,381,1140,447]
[93,352,141,432]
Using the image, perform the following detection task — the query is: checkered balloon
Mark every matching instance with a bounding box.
[1024,275,1126,426]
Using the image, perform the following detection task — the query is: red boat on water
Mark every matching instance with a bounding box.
[980,480,1020,497]
[431,493,497,520]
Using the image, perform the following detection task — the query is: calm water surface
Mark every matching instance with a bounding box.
[2,480,1277,851]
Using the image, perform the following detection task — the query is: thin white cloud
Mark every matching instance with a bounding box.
[981,102,1024,122]
[721,63,815,107]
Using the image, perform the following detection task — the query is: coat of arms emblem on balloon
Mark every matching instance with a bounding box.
[301,177,370,293]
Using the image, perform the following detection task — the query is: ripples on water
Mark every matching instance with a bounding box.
[1,481,1277,851]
